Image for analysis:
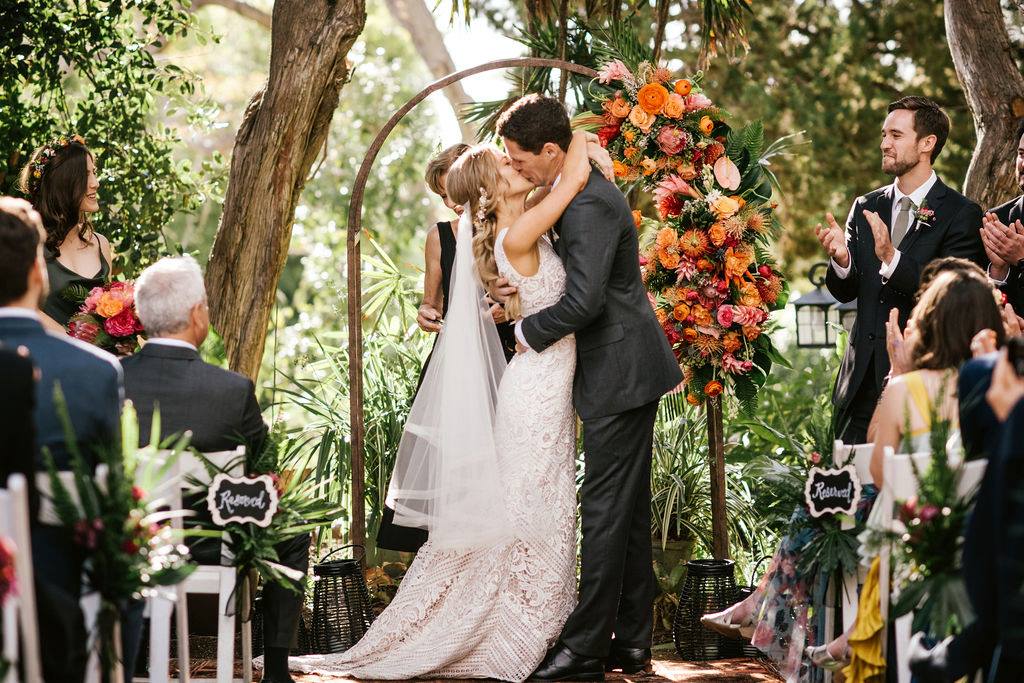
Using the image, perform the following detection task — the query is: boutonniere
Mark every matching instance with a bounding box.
[914,202,935,229]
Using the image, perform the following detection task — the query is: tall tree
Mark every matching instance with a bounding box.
[205,0,367,379]
[945,0,1024,210]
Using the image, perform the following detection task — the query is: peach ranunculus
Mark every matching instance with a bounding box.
[709,222,727,247]
[95,292,126,318]
[699,116,715,136]
[712,194,742,218]
[674,79,693,97]
[628,105,656,132]
[683,328,699,342]
[663,94,685,119]
[656,126,688,155]
[609,96,632,118]
[637,83,670,115]
[713,156,741,191]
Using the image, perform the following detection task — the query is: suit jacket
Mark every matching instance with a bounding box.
[988,194,1024,313]
[120,342,268,461]
[520,169,682,420]
[826,177,984,425]
[0,314,122,471]
[0,347,38,518]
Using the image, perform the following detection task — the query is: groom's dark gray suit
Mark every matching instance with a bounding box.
[520,168,682,657]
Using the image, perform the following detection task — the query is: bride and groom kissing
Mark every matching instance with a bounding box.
[291,94,682,680]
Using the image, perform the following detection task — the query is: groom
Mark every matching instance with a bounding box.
[496,94,682,680]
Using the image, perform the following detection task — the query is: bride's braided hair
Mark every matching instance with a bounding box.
[445,146,522,320]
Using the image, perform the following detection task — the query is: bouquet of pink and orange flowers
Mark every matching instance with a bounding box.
[583,57,795,408]
[68,281,144,356]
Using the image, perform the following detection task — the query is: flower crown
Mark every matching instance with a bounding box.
[27,133,86,194]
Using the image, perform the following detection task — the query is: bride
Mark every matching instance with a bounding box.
[290,131,612,680]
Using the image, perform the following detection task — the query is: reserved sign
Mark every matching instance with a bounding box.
[804,465,861,518]
[206,473,280,527]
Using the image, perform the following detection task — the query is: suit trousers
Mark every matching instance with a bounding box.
[839,358,879,445]
[32,524,88,682]
[560,399,660,659]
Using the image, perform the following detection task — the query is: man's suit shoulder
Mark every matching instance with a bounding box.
[192,359,255,394]
[44,331,121,380]
[987,194,1022,219]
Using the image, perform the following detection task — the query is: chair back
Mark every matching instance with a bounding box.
[0,475,42,683]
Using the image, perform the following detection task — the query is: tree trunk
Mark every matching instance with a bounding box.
[206,0,367,379]
[945,0,1024,208]
[383,0,476,140]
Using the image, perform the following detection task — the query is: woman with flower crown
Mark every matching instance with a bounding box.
[288,131,612,680]
[19,135,111,333]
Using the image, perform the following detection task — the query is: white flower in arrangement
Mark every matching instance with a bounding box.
[702,164,716,190]
[704,188,722,205]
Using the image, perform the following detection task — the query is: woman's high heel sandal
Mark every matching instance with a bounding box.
[699,604,755,640]
[805,644,850,671]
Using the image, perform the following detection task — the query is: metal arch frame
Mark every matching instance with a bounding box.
[345,58,599,552]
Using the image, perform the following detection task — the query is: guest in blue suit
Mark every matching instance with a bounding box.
[0,197,122,683]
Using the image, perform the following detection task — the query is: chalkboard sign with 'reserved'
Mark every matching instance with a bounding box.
[804,465,861,518]
[206,474,280,527]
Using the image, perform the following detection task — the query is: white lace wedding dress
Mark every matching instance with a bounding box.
[290,229,578,681]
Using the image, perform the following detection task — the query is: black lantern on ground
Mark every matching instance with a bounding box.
[792,262,840,348]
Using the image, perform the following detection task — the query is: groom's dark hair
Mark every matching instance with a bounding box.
[887,96,950,163]
[497,94,572,154]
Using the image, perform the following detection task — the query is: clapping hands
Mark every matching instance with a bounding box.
[981,213,1024,280]
[814,213,850,268]
[886,308,913,376]
[862,210,896,265]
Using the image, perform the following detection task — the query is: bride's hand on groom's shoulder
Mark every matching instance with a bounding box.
[581,131,614,182]
[489,277,517,305]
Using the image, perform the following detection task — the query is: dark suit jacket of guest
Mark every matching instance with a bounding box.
[520,169,682,420]
[988,194,1024,313]
[0,314,122,471]
[826,178,984,429]
[0,347,38,518]
[120,342,268,459]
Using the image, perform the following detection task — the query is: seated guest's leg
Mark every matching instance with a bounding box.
[35,577,88,683]
[262,533,311,682]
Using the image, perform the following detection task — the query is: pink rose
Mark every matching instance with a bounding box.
[104,308,138,337]
[83,286,104,312]
[716,305,735,327]
[656,126,688,156]
[597,60,631,85]
[684,93,713,112]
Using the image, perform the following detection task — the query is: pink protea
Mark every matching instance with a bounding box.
[69,317,101,343]
[722,353,747,374]
[597,59,631,85]
[656,126,688,156]
[653,174,698,204]
[733,305,768,326]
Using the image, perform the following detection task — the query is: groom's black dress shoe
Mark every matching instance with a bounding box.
[530,644,604,681]
[605,644,653,674]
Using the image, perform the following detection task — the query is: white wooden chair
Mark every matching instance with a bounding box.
[880,447,987,683]
[829,441,876,635]
[146,446,252,683]
[0,474,41,683]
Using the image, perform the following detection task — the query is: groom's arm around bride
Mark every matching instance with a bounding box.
[498,94,681,679]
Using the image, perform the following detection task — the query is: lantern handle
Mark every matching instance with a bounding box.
[808,261,829,289]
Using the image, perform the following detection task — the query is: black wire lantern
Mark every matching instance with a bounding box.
[792,262,840,348]
[835,298,858,333]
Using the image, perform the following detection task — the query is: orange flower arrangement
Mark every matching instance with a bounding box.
[674,79,693,96]
[699,116,715,135]
[609,97,631,118]
[673,303,691,321]
[708,222,727,247]
[628,105,656,133]
[637,83,669,114]
[679,230,708,258]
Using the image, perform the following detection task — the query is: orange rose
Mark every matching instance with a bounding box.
[673,303,691,322]
[697,258,715,272]
[632,210,643,228]
[709,222,727,247]
[658,249,681,269]
[699,116,715,136]
[637,83,670,115]
[613,160,629,178]
[725,245,755,280]
[676,162,698,180]
[712,195,741,218]
[609,97,631,118]
[686,393,700,406]
[723,331,742,353]
[704,380,723,397]
[628,105,656,133]
[739,282,762,308]
[674,79,693,96]
[96,292,126,318]
[683,328,699,342]
[692,305,712,326]
[743,325,761,341]
[663,94,685,119]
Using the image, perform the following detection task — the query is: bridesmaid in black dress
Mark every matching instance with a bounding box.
[19,135,112,333]
[377,144,517,554]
